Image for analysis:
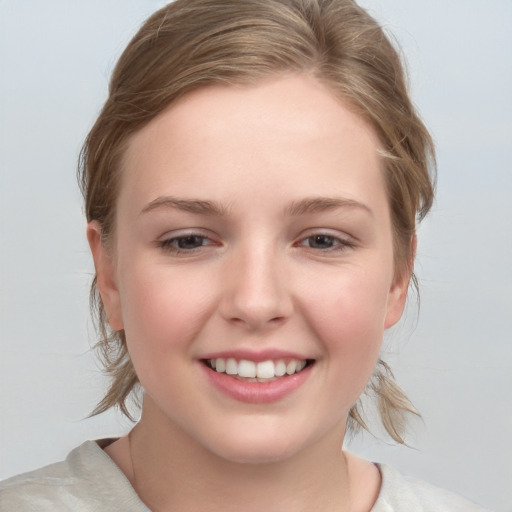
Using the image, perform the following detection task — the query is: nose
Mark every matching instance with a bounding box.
[219,243,293,331]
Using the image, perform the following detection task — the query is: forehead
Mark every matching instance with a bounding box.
[119,74,386,214]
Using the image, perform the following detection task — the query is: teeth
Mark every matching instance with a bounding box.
[275,360,287,377]
[238,360,256,378]
[225,358,237,375]
[286,360,297,375]
[256,360,275,379]
[209,358,308,379]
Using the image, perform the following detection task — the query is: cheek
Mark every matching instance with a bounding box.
[301,266,391,360]
[293,270,392,421]
[117,265,214,370]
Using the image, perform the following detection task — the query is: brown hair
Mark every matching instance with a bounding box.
[79,0,435,443]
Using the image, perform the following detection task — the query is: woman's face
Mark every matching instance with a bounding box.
[89,74,409,463]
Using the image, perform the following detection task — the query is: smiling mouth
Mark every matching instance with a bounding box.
[202,358,314,382]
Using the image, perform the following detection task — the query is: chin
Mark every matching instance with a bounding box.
[199,423,321,466]
[212,440,299,465]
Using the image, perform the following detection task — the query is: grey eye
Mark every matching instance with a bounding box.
[174,235,207,249]
[306,235,336,249]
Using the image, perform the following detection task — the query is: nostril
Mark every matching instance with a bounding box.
[227,314,287,330]
[219,275,294,329]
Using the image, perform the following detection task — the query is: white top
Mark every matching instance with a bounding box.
[0,440,489,511]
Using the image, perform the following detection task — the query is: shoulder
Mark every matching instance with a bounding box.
[0,440,146,512]
[372,464,490,512]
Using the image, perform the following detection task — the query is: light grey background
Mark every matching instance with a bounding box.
[0,1,510,511]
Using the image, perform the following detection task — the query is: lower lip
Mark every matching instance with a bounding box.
[201,363,313,404]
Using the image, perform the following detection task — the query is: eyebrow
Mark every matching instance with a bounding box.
[140,196,228,216]
[140,195,372,218]
[285,197,373,217]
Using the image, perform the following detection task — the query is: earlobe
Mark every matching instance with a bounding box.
[86,221,124,331]
[384,236,416,329]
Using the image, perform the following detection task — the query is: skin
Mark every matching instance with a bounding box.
[88,74,410,512]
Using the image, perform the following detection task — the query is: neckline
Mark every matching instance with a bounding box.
[90,438,390,512]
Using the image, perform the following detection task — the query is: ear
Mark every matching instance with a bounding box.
[384,235,417,329]
[87,221,124,331]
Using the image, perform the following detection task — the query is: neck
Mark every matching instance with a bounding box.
[127,399,354,512]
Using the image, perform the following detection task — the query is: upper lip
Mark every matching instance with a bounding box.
[199,349,312,363]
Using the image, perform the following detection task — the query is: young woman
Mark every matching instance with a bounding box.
[0,1,493,510]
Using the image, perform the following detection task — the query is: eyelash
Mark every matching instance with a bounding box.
[297,234,355,252]
[157,232,354,255]
[158,234,213,254]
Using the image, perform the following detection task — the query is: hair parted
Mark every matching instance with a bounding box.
[79,0,435,443]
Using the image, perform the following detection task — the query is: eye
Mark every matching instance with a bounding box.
[158,234,213,254]
[305,234,337,249]
[298,233,354,252]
